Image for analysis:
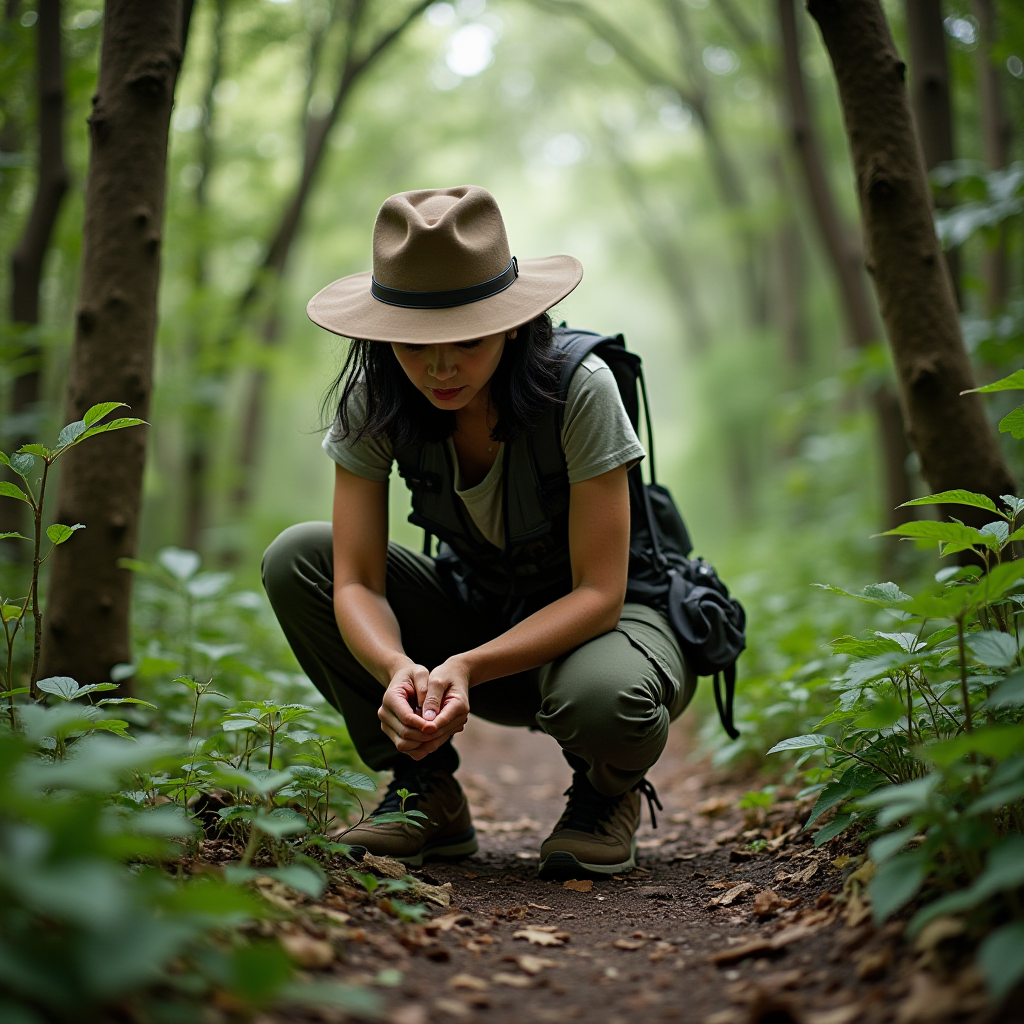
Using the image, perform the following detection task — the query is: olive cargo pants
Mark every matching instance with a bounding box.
[262,522,695,797]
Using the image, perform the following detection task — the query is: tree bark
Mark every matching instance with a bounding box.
[40,1,184,686]
[777,0,914,530]
[806,0,1016,522]
[904,0,960,304]
[971,0,1012,314]
[3,0,69,547]
[181,0,227,553]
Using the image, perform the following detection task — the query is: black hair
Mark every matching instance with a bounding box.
[322,312,562,449]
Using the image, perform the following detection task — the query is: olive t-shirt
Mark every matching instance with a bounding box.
[322,353,645,549]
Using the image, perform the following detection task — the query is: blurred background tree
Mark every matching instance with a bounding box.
[1,0,1022,712]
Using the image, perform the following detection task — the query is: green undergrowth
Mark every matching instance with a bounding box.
[0,410,425,1021]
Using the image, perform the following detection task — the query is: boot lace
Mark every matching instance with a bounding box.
[559,775,620,836]
[635,778,663,829]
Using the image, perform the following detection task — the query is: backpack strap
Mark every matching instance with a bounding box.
[713,665,740,740]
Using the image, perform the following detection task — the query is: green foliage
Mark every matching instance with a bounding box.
[769,485,1024,999]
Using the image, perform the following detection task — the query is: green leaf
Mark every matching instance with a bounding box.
[276,981,382,1017]
[853,696,907,730]
[222,718,259,732]
[56,420,87,447]
[812,813,856,847]
[767,734,833,754]
[83,401,128,427]
[966,630,1018,667]
[70,417,146,445]
[334,770,377,792]
[0,532,29,541]
[16,443,51,458]
[999,405,1024,439]
[36,675,82,700]
[804,767,880,829]
[0,481,30,503]
[158,546,201,581]
[899,490,998,513]
[859,776,940,824]
[253,808,307,838]
[978,922,1024,1001]
[89,719,133,738]
[869,849,929,923]
[881,520,997,551]
[985,670,1024,707]
[8,452,34,477]
[867,825,917,865]
[0,687,30,698]
[923,723,1024,766]
[814,581,912,606]
[963,368,1024,393]
[96,697,158,709]
[265,864,326,898]
[45,522,85,546]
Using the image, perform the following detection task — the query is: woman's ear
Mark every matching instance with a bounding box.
[507,329,518,340]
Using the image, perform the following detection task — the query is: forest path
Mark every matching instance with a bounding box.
[285,716,964,1024]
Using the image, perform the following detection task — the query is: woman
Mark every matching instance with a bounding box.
[263,185,694,879]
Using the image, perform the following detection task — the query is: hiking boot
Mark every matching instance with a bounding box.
[338,766,477,867]
[538,774,662,880]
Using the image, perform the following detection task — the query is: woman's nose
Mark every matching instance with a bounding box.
[428,351,457,380]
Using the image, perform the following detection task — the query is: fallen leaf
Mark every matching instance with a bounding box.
[528,903,552,910]
[844,893,872,929]
[474,817,540,833]
[517,955,558,975]
[792,861,820,884]
[710,881,755,907]
[389,1004,428,1024]
[410,879,451,907]
[515,851,540,860]
[805,1008,863,1024]
[503,905,529,921]
[708,938,775,965]
[492,972,532,988]
[614,938,647,950]
[714,827,742,845]
[913,916,965,952]
[514,927,570,947]
[695,796,733,817]
[563,878,593,892]
[279,932,335,969]
[447,973,489,992]
[425,912,474,934]
[308,906,351,925]
[753,889,800,919]
[361,853,407,879]
[432,997,471,1019]
[855,945,893,980]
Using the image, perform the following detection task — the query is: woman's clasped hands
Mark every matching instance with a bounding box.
[378,656,471,758]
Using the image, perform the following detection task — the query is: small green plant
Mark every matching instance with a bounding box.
[1,403,144,707]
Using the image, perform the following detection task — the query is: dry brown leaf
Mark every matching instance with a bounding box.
[563,878,593,892]
[844,892,872,929]
[425,912,474,934]
[474,817,540,833]
[614,938,647,950]
[695,796,733,817]
[913,916,966,952]
[389,1004,428,1024]
[713,827,742,845]
[432,997,472,1019]
[447,973,489,992]
[855,945,893,980]
[410,879,451,907]
[514,927,570,947]
[710,881,755,907]
[805,1008,863,1024]
[753,889,800,919]
[517,955,558,975]
[792,860,820,884]
[492,972,533,988]
[708,938,774,965]
[361,853,406,879]
[308,906,351,925]
[528,903,552,910]
[278,932,335,969]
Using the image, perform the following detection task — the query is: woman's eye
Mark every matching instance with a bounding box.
[456,340,482,351]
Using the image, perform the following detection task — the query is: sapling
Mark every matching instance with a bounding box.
[1,403,145,715]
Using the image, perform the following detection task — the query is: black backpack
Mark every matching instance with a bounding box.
[555,327,746,740]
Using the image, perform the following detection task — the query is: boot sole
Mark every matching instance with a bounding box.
[537,837,638,881]
[350,828,479,868]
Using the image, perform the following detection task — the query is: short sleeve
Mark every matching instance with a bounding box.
[561,353,646,484]
[321,382,394,481]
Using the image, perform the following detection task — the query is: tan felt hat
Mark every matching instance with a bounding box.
[306,185,583,344]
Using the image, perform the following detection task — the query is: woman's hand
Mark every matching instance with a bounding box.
[378,659,470,759]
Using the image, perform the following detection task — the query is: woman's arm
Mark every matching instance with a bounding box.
[331,464,443,753]
[412,464,631,741]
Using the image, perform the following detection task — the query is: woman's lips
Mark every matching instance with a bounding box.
[429,386,464,401]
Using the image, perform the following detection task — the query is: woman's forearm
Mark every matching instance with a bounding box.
[334,583,412,686]
[455,583,622,687]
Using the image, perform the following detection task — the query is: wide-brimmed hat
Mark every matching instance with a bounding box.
[306,185,583,344]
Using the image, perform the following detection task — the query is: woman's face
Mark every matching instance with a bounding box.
[391,331,506,412]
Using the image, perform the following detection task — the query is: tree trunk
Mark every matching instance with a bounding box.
[3,0,69,547]
[40,1,184,687]
[778,0,914,532]
[971,0,1012,314]
[181,0,227,553]
[806,0,1016,523]
[904,0,960,306]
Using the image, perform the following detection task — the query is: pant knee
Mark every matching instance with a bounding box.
[261,521,332,604]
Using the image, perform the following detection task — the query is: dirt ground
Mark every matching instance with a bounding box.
[256,716,1018,1024]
